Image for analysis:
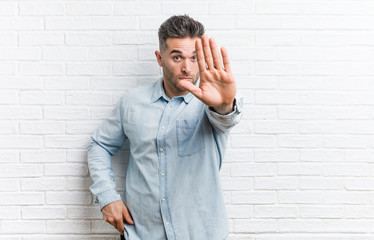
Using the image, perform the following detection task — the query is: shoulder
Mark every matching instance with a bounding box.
[118,79,158,104]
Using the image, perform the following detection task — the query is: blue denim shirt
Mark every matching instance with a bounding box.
[88,78,242,240]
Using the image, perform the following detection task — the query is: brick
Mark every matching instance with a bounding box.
[255,206,297,218]
[91,17,138,30]
[22,207,66,220]
[0,77,43,89]
[67,177,92,191]
[44,107,89,120]
[19,32,64,46]
[20,92,64,105]
[91,77,138,90]
[42,47,87,61]
[0,151,18,163]
[231,163,276,177]
[0,207,19,220]
[0,91,18,104]
[256,0,299,14]
[67,2,112,16]
[67,206,102,219]
[21,150,66,163]
[255,149,299,162]
[113,31,158,45]
[323,163,370,177]
[89,47,137,61]
[19,63,64,76]
[226,205,252,219]
[279,135,324,148]
[255,177,298,190]
[299,206,344,218]
[1,220,46,233]
[20,3,64,15]
[230,47,276,61]
[21,177,65,191]
[242,106,277,120]
[45,77,89,90]
[302,1,347,15]
[236,77,278,90]
[209,2,253,15]
[67,63,111,76]
[0,136,42,149]
[234,219,277,233]
[224,148,254,163]
[278,163,321,176]
[236,16,281,29]
[0,17,42,30]
[256,63,299,76]
[231,135,276,148]
[114,2,161,15]
[221,178,253,191]
[162,2,208,15]
[46,220,91,233]
[46,192,92,205]
[0,179,19,191]
[255,31,300,46]
[66,33,112,46]
[66,93,112,106]
[232,191,277,204]
[0,32,17,46]
[324,136,370,149]
[91,219,118,234]
[113,62,159,76]
[0,121,18,134]
[279,191,324,204]
[67,150,88,163]
[0,62,16,75]
[0,2,16,16]
[300,177,344,190]
[45,17,90,30]
[255,120,298,134]
[0,193,44,205]
[0,164,42,177]
[44,163,88,176]
[324,191,368,204]
[0,47,40,60]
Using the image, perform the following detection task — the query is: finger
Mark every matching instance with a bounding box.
[209,38,223,71]
[123,206,134,225]
[178,80,203,100]
[202,35,214,70]
[195,38,206,73]
[106,217,119,231]
[115,216,125,234]
[221,46,232,73]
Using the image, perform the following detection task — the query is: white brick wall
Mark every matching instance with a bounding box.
[1,0,374,239]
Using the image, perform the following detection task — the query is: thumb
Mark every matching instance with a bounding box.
[123,206,134,225]
[178,80,202,99]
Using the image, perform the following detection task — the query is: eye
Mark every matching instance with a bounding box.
[173,56,181,61]
[191,55,197,61]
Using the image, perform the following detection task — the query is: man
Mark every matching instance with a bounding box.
[88,15,242,240]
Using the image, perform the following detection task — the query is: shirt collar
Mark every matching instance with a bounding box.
[151,77,195,104]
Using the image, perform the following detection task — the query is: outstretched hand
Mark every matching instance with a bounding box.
[178,35,236,115]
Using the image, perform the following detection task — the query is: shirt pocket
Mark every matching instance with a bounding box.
[176,119,205,157]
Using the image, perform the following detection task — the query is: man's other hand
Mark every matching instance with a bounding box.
[101,200,134,235]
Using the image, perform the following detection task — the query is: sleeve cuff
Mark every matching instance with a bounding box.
[95,188,122,210]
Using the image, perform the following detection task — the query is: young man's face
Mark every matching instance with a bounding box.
[155,37,200,98]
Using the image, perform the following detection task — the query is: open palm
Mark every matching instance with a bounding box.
[178,35,236,114]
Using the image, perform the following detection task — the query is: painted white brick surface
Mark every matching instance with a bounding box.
[1,0,374,239]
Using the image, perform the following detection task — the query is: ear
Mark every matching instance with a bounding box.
[155,51,163,67]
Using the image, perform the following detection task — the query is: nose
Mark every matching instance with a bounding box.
[181,60,191,75]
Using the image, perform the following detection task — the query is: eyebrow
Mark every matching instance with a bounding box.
[169,50,197,55]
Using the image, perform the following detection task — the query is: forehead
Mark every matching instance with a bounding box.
[165,37,199,53]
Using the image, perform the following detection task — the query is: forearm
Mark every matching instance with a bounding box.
[88,139,122,209]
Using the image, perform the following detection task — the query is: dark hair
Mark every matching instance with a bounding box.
[158,15,205,51]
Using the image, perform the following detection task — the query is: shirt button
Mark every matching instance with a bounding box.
[162,126,165,129]
[160,148,164,152]
[166,221,170,225]
[162,198,166,202]
[161,173,165,176]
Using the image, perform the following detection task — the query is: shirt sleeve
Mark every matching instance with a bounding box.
[87,95,128,210]
[205,95,243,134]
